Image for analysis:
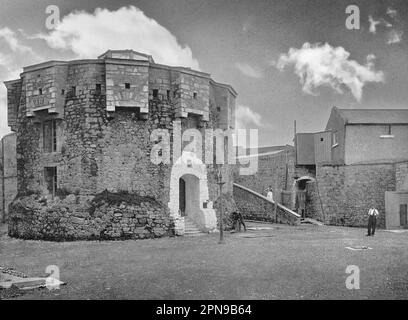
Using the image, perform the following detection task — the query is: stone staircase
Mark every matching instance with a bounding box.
[184,217,205,236]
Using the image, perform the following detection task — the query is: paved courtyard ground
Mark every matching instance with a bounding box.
[0,222,407,300]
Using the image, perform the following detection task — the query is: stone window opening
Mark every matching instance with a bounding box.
[96,83,101,94]
[38,88,43,95]
[380,125,394,138]
[61,89,65,95]
[43,119,57,153]
[44,167,57,198]
[193,92,197,99]
[167,90,171,101]
[71,86,76,95]
[332,132,338,148]
[125,83,130,89]
[152,89,159,98]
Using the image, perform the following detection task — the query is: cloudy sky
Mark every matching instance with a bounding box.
[0,0,407,146]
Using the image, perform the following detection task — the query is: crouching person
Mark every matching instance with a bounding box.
[232,211,246,232]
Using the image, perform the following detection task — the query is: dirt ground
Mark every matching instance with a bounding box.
[1,222,407,300]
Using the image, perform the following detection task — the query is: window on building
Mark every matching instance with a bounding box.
[400,204,407,227]
[61,89,65,95]
[193,92,197,99]
[380,125,394,138]
[72,86,76,95]
[167,90,171,100]
[44,167,57,197]
[125,83,130,89]
[320,137,324,142]
[332,132,338,147]
[173,91,177,98]
[38,88,43,95]
[153,89,158,98]
[96,83,101,94]
[43,120,57,153]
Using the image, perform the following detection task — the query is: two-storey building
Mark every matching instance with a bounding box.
[295,107,408,228]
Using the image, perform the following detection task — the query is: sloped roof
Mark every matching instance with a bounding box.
[336,108,408,124]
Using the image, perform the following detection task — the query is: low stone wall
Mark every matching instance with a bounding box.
[8,191,175,241]
[233,183,300,225]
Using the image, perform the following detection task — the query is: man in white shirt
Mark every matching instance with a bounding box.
[367,207,379,236]
[266,189,274,202]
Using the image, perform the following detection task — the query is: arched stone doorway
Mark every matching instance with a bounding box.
[291,176,316,218]
[178,174,200,218]
[168,152,217,235]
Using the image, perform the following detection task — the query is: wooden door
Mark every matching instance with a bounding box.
[179,178,186,216]
[400,204,407,227]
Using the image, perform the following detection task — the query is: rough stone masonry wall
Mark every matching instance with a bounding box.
[233,184,300,225]
[316,163,396,227]
[234,148,295,198]
[8,192,174,240]
[305,181,324,222]
[396,161,408,191]
[9,63,178,239]
[0,134,17,223]
[8,59,236,240]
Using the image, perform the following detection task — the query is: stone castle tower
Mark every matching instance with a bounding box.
[4,49,237,240]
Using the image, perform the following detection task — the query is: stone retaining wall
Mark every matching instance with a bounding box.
[233,184,300,225]
[316,163,396,227]
[8,192,175,241]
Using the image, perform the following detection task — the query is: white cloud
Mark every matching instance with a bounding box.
[33,6,200,69]
[235,62,263,78]
[0,28,43,138]
[368,15,381,34]
[235,105,262,129]
[275,42,384,102]
[386,7,397,19]
[0,27,35,54]
[368,16,392,34]
[387,29,403,44]
[368,9,403,45]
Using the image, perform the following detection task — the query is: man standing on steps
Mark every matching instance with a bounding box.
[367,207,379,236]
[266,186,274,202]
